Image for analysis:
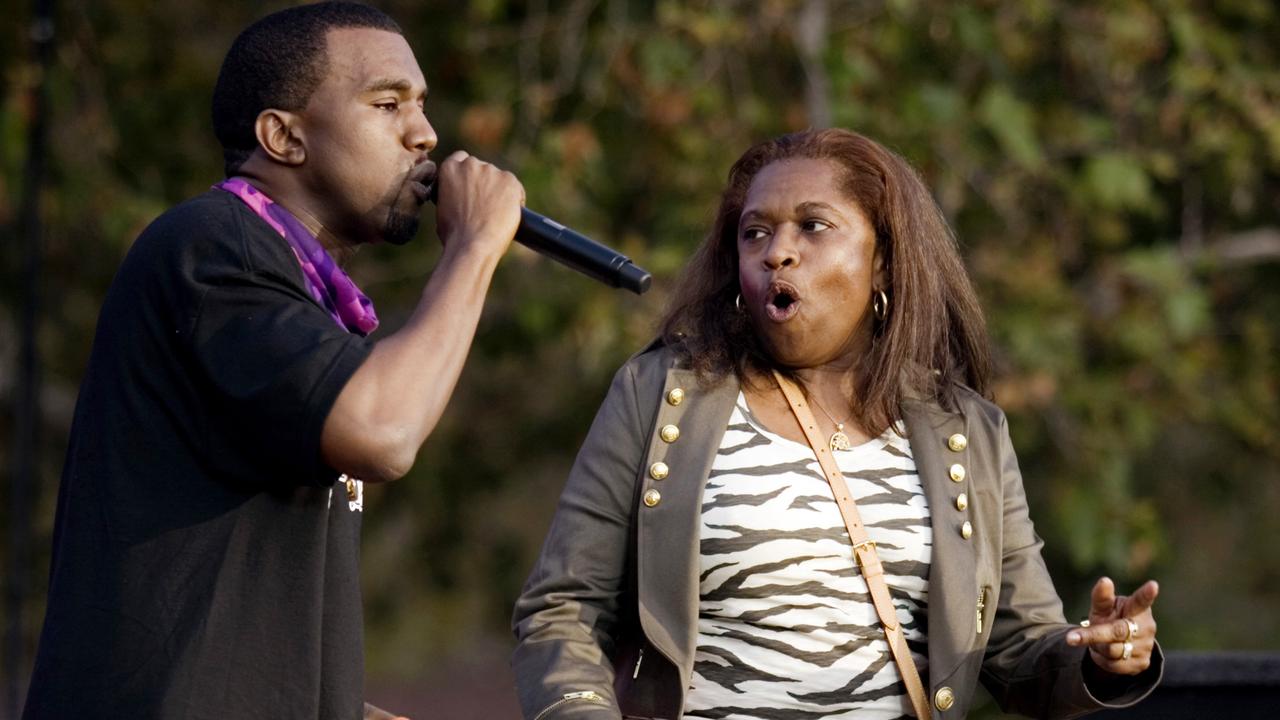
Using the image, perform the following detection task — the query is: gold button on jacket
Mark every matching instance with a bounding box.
[948,433,968,452]
[659,424,680,443]
[934,686,956,711]
[642,489,661,507]
[665,388,684,406]
[649,462,669,480]
[949,463,966,482]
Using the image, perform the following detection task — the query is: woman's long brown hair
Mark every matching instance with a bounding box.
[660,128,991,431]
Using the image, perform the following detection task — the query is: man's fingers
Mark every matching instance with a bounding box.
[1124,580,1160,616]
[1089,576,1117,616]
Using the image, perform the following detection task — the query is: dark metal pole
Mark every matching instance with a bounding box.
[6,0,54,716]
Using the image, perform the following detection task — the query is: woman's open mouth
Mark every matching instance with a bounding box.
[764,281,801,322]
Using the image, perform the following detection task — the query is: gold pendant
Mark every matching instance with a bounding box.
[829,430,852,452]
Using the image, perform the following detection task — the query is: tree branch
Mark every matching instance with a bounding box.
[796,0,831,128]
[1202,227,1280,267]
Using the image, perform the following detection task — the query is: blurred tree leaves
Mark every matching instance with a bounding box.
[3,0,1279,703]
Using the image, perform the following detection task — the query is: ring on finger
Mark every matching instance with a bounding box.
[1122,641,1134,660]
[1125,618,1139,641]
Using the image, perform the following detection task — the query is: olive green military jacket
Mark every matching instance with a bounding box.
[512,346,1162,719]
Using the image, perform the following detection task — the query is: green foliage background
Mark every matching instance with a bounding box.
[3,0,1278,715]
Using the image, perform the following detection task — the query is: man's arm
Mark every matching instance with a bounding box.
[321,151,523,482]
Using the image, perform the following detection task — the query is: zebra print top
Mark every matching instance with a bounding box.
[682,392,932,720]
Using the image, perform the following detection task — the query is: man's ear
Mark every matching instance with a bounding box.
[253,109,306,166]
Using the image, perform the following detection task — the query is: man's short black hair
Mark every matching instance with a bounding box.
[212,2,402,176]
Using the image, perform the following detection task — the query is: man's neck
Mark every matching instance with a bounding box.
[231,169,360,266]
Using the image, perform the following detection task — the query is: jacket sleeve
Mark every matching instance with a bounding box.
[978,411,1163,719]
[511,361,650,720]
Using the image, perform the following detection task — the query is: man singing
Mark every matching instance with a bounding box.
[23,3,521,718]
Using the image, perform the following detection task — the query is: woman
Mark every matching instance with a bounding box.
[512,129,1162,719]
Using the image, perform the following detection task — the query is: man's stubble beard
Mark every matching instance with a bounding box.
[383,209,420,246]
[376,175,423,246]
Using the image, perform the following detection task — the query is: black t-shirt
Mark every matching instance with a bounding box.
[24,190,375,720]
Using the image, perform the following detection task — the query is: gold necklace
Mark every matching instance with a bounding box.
[808,393,853,452]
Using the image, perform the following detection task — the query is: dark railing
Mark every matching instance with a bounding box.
[1112,651,1280,718]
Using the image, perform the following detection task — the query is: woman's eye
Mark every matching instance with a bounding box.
[741,227,769,241]
[801,219,831,233]
[375,101,399,112]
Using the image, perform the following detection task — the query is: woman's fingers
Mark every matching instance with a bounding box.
[1089,576,1117,618]
[1124,580,1160,616]
[1067,577,1160,675]
[1090,641,1139,664]
[1066,577,1160,647]
[1067,618,1135,646]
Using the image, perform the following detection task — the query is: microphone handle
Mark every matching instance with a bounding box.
[514,208,651,295]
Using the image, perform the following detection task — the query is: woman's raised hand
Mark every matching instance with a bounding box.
[1066,577,1159,675]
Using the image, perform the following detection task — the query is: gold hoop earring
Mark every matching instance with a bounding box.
[873,289,889,322]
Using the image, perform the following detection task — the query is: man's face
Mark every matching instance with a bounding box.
[297,27,437,246]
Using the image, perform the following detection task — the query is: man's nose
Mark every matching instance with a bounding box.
[408,110,437,153]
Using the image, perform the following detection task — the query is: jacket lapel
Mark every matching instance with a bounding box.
[903,398,977,688]
[636,368,739,678]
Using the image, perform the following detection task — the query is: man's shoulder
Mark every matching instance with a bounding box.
[128,188,288,280]
[138,189,265,250]
[142,188,248,239]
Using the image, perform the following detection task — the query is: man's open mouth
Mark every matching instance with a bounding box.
[764,281,801,322]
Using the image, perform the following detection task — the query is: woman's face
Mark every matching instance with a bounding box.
[737,157,884,370]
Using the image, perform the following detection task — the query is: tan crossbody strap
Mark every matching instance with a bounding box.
[772,370,933,720]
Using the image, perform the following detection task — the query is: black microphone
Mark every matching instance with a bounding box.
[513,208,652,294]
[427,183,651,295]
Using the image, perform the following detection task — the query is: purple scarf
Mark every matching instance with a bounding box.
[214,177,378,336]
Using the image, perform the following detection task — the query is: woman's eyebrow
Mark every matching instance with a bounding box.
[740,201,842,225]
[795,200,841,216]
